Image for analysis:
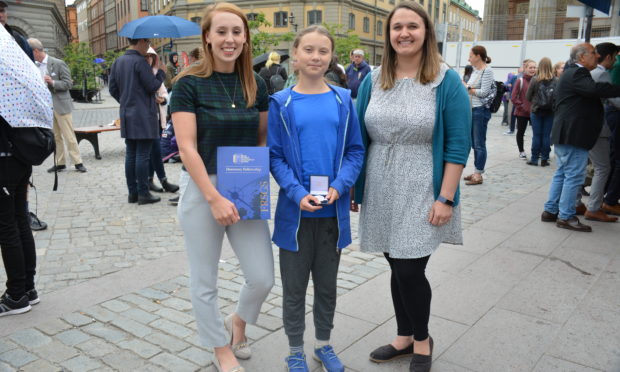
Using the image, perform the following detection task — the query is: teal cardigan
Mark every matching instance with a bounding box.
[353,67,472,206]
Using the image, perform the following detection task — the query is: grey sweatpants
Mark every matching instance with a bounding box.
[280,217,341,347]
[178,172,274,348]
[587,136,611,212]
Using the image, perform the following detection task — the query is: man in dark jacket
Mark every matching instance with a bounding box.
[109,38,165,205]
[541,43,620,232]
[0,1,33,62]
[345,49,371,99]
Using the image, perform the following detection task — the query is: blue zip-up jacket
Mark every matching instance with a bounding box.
[268,85,365,252]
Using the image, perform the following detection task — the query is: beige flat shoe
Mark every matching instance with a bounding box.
[224,314,252,360]
[213,356,245,372]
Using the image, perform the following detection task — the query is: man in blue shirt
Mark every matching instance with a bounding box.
[345,49,371,99]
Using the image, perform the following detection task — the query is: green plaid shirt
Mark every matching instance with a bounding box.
[170,71,268,174]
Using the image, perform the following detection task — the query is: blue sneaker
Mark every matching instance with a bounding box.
[286,352,309,372]
[313,345,344,372]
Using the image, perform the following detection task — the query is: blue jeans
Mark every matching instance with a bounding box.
[472,106,491,173]
[125,139,153,196]
[149,136,166,181]
[530,112,554,162]
[544,144,589,220]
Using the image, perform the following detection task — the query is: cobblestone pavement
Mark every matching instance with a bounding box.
[0,92,618,372]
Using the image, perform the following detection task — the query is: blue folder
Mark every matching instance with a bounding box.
[217,146,270,220]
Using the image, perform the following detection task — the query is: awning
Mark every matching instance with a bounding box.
[577,0,611,15]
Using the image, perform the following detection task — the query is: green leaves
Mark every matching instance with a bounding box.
[249,12,295,57]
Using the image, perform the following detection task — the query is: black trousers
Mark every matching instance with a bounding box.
[605,109,620,205]
[516,116,530,153]
[385,253,431,342]
[0,157,36,299]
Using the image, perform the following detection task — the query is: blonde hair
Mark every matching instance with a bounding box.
[553,61,565,77]
[536,57,554,81]
[380,1,442,89]
[265,51,281,68]
[172,2,257,107]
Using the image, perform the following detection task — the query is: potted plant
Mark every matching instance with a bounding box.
[64,42,102,102]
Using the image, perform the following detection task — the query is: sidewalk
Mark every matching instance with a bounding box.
[0,96,618,372]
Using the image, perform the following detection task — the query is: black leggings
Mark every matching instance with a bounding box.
[384,253,431,341]
[516,116,530,152]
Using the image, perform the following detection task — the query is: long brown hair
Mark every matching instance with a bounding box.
[172,2,256,107]
[380,1,441,89]
[536,57,554,81]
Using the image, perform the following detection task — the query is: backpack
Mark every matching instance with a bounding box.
[535,79,556,111]
[269,67,285,94]
[488,81,506,113]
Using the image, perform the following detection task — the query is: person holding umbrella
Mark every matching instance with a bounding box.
[109,38,166,205]
[0,25,53,316]
[170,3,272,372]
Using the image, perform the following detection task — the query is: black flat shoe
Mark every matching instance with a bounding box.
[369,343,414,363]
[128,194,138,204]
[149,178,164,193]
[161,177,179,193]
[540,160,550,167]
[47,165,66,173]
[138,193,161,205]
[75,163,87,172]
[526,160,538,166]
[410,337,433,372]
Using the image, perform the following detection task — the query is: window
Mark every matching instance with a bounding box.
[419,0,424,4]
[307,10,322,25]
[442,3,446,23]
[191,16,202,24]
[141,0,148,11]
[348,13,355,30]
[434,0,439,22]
[377,20,383,36]
[428,2,432,17]
[274,11,288,27]
[246,13,258,21]
[363,17,370,33]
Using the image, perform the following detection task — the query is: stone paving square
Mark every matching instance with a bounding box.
[0,90,618,371]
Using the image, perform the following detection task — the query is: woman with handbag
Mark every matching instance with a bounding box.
[463,45,494,185]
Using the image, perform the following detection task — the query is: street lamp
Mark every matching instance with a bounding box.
[289,12,298,32]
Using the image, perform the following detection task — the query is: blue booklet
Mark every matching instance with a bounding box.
[217,146,270,220]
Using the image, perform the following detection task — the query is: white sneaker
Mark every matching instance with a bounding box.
[519,152,527,160]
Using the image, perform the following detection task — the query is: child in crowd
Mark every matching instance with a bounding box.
[267,26,364,372]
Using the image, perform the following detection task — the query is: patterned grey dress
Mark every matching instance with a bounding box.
[359,65,463,259]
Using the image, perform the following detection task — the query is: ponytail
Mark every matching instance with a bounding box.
[472,45,491,65]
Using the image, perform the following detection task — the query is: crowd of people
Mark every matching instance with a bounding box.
[1,1,619,372]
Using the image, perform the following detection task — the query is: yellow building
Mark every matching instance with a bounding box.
[447,0,483,41]
[148,0,455,65]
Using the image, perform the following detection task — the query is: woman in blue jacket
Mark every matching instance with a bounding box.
[267,26,364,372]
[353,2,471,372]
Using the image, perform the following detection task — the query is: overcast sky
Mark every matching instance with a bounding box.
[64,0,485,17]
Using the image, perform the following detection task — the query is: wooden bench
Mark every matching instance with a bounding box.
[74,121,120,160]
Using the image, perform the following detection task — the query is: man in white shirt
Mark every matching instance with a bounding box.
[27,38,86,173]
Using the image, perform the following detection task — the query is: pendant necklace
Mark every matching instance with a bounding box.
[216,73,237,108]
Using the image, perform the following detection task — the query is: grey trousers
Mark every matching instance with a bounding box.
[280,217,340,347]
[178,171,274,348]
[587,136,611,212]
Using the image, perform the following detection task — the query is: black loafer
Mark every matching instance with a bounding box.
[369,343,413,363]
[75,163,87,173]
[138,193,161,205]
[128,194,138,203]
[47,165,66,173]
[541,210,558,222]
[410,337,433,372]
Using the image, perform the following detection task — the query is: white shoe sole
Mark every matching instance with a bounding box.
[29,298,40,305]
[0,304,32,317]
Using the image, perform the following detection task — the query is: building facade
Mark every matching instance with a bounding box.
[446,0,482,41]
[66,5,79,43]
[88,0,106,55]
[115,0,149,50]
[1,0,71,57]
[484,0,620,41]
[76,0,90,43]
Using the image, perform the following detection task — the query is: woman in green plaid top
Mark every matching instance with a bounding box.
[169,3,273,372]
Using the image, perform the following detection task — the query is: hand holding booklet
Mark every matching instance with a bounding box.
[217,146,270,220]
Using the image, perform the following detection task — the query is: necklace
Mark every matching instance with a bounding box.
[216,73,237,108]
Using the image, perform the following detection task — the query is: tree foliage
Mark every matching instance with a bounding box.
[323,24,363,66]
[63,42,101,90]
[248,13,295,57]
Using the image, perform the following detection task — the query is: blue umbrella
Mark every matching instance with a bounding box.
[577,0,611,14]
[118,15,201,39]
[94,58,105,64]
